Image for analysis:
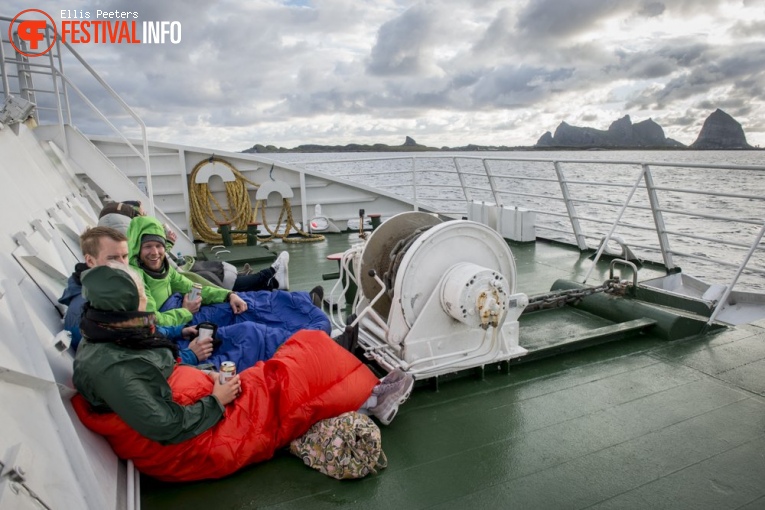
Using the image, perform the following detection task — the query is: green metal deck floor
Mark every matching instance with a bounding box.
[141,234,765,509]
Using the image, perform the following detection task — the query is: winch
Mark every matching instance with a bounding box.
[330,211,529,379]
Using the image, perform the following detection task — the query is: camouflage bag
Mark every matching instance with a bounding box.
[289,411,388,480]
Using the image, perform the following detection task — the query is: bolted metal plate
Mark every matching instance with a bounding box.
[393,221,517,327]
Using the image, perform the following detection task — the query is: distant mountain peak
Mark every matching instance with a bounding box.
[537,110,753,149]
[537,114,678,148]
[690,109,752,149]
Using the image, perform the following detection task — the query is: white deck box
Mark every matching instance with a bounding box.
[498,206,536,242]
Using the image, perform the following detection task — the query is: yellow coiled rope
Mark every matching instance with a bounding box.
[255,198,325,244]
[189,157,324,245]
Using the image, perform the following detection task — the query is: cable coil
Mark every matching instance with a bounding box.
[188,157,325,245]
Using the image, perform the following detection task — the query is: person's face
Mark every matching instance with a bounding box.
[140,241,165,271]
[85,238,129,268]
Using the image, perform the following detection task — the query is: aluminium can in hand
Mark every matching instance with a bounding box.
[219,361,236,384]
[188,282,202,302]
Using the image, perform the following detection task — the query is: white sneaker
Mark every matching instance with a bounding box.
[271,251,289,290]
[370,369,414,425]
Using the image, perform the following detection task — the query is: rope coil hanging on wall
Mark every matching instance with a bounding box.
[189,157,325,245]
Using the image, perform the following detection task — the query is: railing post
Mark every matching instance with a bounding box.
[0,26,9,100]
[554,161,587,250]
[642,164,675,271]
[52,31,72,125]
[706,221,765,326]
[16,42,35,117]
[481,158,501,206]
[454,157,471,203]
[299,171,307,230]
[46,26,69,155]
[141,126,155,215]
[411,157,418,211]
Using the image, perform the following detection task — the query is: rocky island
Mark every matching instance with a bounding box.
[535,116,685,148]
[690,109,753,149]
[242,109,756,153]
[536,109,752,149]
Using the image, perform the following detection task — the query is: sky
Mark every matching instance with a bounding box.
[5,0,765,151]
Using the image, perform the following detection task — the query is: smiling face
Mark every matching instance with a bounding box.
[139,240,166,272]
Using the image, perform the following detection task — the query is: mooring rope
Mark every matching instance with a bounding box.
[189,157,324,244]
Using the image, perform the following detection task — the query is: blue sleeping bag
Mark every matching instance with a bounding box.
[160,290,330,371]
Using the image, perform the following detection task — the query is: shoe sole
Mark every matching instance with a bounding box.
[275,252,290,290]
[381,408,397,425]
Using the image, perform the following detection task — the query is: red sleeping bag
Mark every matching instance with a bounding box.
[72,330,379,481]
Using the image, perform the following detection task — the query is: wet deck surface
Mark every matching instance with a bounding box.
[142,234,765,509]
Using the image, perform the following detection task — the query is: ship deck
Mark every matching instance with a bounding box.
[141,233,765,509]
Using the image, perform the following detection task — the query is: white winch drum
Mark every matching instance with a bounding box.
[393,220,517,328]
[359,211,443,318]
[440,262,510,328]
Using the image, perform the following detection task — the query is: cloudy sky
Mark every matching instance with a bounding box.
[6,0,765,150]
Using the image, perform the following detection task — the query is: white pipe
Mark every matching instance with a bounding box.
[359,315,388,341]
[351,270,388,332]
[328,245,363,330]
[127,460,135,510]
[407,327,500,376]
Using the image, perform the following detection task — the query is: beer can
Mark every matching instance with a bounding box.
[219,361,236,384]
[188,283,202,301]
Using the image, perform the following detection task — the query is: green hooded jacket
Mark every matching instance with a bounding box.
[73,339,224,444]
[127,216,230,326]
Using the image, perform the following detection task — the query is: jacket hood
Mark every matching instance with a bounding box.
[59,262,89,306]
[97,213,132,235]
[127,216,167,267]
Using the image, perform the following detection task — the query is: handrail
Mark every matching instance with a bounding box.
[0,15,154,214]
[298,153,765,295]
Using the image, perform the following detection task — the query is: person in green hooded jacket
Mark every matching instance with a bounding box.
[126,215,248,327]
[73,263,241,443]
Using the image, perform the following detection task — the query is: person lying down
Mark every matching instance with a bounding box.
[71,263,414,482]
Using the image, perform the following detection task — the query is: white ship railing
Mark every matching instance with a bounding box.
[298,154,765,296]
[0,15,155,214]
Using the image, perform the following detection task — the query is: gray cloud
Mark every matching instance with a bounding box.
[472,65,575,108]
[367,4,435,76]
[3,0,764,148]
[515,0,631,40]
[637,2,665,17]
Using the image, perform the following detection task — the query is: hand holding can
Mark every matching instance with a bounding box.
[219,361,236,384]
[212,368,240,406]
[163,223,177,244]
[187,283,202,302]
